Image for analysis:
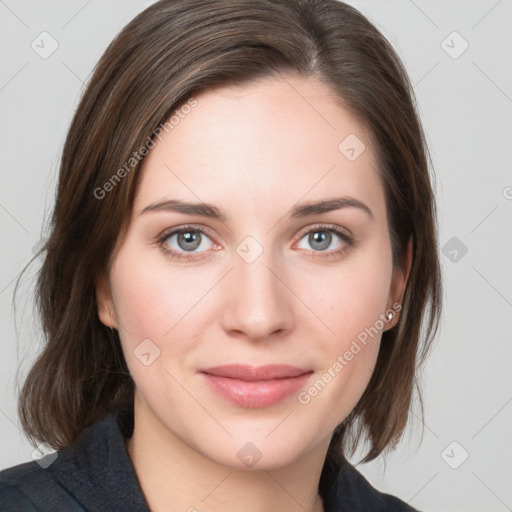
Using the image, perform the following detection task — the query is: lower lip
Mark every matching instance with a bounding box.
[201,372,313,408]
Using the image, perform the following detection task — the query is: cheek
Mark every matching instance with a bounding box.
[107,242,234,404]
[107,248,202,380]
[301,247,392,350]
[107,254,208,416]
[112,273,171,342]
[292,244,392,421]
[110,246,209,341]
[318,274,388,363]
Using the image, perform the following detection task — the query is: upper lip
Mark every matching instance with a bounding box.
[200,364,310,381]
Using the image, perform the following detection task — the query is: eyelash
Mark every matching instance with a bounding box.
[155,223,354,262]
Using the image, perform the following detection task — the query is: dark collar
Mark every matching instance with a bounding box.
[50,409,150,512]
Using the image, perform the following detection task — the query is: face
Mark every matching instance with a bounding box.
[97,75,407,470]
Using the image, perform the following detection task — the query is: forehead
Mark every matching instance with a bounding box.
[133,75,385,222]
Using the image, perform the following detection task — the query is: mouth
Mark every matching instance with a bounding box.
[199,364,313,408]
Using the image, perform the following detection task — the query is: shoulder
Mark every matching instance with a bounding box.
[322,456,419,512]
[0,410,146,512]
[0,456,83,512]
[342,462,418,511]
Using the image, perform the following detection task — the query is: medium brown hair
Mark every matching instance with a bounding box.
[17,0,441,470]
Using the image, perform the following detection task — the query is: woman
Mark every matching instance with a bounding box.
[0,0,441,510]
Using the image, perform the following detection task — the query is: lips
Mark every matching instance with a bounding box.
[201,364,309,380]
[199,364,313,408]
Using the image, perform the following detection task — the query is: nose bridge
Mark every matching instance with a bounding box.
[221,238,293,340]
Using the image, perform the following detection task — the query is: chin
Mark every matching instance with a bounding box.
[198,425,320,471]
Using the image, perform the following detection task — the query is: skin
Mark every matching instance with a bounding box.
[97,74,411,512]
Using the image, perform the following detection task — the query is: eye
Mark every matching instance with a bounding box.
[157,225,218,261]
[295,224,354,258]
[156,224,354,262]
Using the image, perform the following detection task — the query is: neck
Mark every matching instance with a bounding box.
[125,393,328,512]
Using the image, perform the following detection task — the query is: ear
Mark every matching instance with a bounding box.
[95,273,118,329]
[385,238,413,330]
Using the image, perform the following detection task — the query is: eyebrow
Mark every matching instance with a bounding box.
[139,196,374,221]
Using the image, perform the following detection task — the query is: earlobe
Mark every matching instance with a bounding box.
[95,273,118,329]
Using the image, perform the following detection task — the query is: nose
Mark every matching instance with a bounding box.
[220,247,295,342]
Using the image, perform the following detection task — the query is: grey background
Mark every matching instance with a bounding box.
[1,1,511,511]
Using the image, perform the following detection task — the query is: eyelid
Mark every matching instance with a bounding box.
[295,222,354,241]
[157,223,216,241]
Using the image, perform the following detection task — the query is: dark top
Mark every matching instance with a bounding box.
[0,410,418,511]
